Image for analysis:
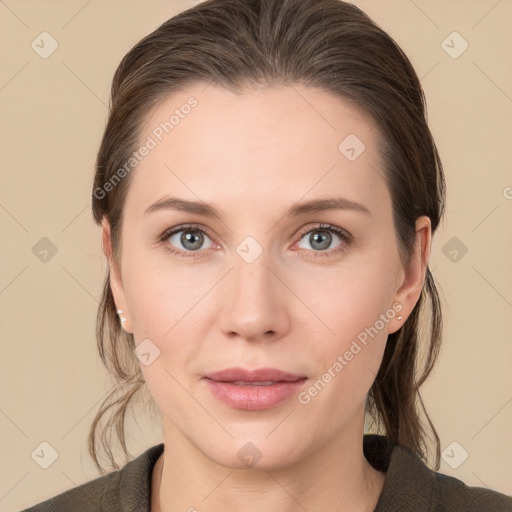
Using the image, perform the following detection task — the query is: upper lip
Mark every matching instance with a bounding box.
[204,367,307,382]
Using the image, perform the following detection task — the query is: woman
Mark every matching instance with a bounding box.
[20,0,512,510]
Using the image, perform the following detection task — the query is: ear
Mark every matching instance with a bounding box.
[101,217,133,334]
[388,215,432,335]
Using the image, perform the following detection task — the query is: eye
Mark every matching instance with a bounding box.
[159,224,215,258]
[158,223,352,259]
[294,223,352,257]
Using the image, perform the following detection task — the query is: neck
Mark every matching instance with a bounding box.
[152,414,385,512]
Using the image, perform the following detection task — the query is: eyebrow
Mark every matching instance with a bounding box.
[144,195,372,219]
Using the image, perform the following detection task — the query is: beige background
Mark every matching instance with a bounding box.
[1,0,511,510]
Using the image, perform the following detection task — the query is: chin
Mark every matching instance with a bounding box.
[202,435,307,471]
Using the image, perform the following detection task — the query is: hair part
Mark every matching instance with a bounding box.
[90,0,445,474]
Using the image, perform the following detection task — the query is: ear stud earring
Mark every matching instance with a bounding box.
[397,315,403,321]
[117,309,127,324]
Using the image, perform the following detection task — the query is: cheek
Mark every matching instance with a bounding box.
[296,258,394,408]
[299,324,387,426]
[122,245,205,335]
[302,258,397,344]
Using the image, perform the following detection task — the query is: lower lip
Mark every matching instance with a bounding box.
[204,378,308,410]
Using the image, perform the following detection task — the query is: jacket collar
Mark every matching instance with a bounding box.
[112,442,164,512]
[365,434,435,511]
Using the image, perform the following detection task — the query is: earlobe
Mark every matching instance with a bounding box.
[389,216,432,334]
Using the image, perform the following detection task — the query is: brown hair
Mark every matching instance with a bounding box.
[90,0,445,474]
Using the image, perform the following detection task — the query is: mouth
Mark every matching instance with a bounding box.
[203,367,308,410]
[226,381,288,386]
[204,367,307,383]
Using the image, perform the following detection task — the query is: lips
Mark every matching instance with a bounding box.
[203,368,308,410]
[204,367,307,384]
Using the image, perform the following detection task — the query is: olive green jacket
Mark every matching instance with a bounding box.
[19,435,512,511]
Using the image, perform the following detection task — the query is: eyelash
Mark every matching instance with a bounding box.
[158,223,352,259]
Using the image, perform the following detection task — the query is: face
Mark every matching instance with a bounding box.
[104,83,430,470]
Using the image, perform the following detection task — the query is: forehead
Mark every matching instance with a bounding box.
[126,83,390,219]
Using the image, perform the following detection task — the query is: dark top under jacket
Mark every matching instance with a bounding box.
[19,434,512,511]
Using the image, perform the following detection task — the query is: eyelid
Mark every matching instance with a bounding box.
[159,223,213,242]
[296,223,351,242]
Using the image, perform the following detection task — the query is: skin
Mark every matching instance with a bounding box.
[102,83,431,512]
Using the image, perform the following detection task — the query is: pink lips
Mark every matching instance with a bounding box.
[203,367,308,410]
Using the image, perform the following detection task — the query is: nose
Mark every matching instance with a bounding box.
[217,249,290,342]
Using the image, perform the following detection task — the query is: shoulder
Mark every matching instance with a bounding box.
[392,442,512,512]
[432,470,512,512]
[364,435,512,512]
[19,470,119,512]
[18,443,164,512]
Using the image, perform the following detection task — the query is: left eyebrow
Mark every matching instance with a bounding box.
[144,195,372,220]
[286,197,372,218]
